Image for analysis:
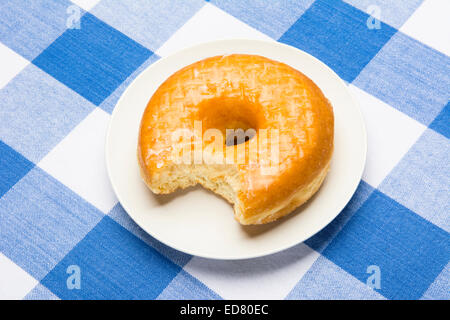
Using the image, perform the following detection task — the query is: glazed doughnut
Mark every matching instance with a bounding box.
[138,54,334,225]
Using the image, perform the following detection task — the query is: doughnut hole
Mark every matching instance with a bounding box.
[196,97,262,146]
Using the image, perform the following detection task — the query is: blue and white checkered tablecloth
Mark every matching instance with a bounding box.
[0,0,448,300]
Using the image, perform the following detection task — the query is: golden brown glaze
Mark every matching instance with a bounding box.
[138,54,334,225]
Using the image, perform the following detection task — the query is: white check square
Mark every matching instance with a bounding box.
[0,253,38,300]
[349,85,426,187]
[38,108,117,213]
[0,43,29,89]
[70,0,101,11]
[183,244,319,299]
[400,0,450,56]
[156,3,273,57]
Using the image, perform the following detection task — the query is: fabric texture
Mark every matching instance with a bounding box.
[0,0,448,300]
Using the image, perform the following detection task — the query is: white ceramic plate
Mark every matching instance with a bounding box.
[105,39,366,260]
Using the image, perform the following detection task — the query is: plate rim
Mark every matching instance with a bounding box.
[105,38,367,260]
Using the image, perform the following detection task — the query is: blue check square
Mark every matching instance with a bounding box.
[33,12,153,106]
[421,263,450,300]
[0,140,34,198]
[279,0,397,82]
[108,203,192,267]
[98,54,160,114]
[306,181,375,252]
[343,0,424,29]
[0,167,104,280]
[429,102,449,139]
[41,216,182,299]
[322,190,450,300]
